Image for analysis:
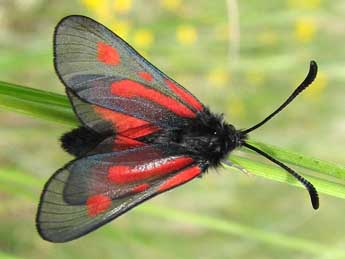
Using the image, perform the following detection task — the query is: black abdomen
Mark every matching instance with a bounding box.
[60,126,108,157]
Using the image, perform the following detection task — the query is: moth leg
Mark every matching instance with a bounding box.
[222,160,249,175]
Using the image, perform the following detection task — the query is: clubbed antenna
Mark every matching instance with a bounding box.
[242,61,318,134]
[243,142,319,210]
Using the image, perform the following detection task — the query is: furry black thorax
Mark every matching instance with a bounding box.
[61,108,247,168]
[141,108,247,167]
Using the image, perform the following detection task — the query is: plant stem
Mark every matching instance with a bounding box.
[1,81,345,200]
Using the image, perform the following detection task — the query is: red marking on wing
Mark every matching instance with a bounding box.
[138,71,153,81]
[108,157,194,184]
[165,79,203,111]
[97,42,120,65]
[86,194,112,217]
[120,124,160,139]
[158,165,201,192]
[132,183,150,193]
[114,135,145,150]
[111,80,196,118]
[94,106,160,138]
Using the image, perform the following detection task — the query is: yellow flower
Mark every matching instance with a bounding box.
[133,29,154,49]
[81,0,99,10]
[207,68,230,88]
[112,0,132,14]
[81,0,111,20]
[295,18,317,43]
[287,0,321,9]
[176,25,197,45]
[161,0,182,11]
[304,71,327,100]
[110,20,131,40]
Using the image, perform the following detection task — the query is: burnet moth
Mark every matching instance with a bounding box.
[36,15,319,242]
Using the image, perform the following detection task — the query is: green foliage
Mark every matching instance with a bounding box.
[0,81,76,126]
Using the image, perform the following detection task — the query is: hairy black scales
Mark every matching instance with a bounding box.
[61,108,247,168]
[61,61,320,210]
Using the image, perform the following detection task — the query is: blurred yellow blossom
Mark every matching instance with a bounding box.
[133,29,154,49]
[287,0,321,9]
[110,20,131,40]
[207,68,230,88]
[112,0,132,14]
[81,0,99,10]
[176,25,197,45]
[295,18,317,43]
[81,0,111,20]
[304,71,327,100]
[161,0,182,11]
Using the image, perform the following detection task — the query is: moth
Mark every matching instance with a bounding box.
[36,15,319,242]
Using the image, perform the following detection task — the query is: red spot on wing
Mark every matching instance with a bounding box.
[114,135,144,150]
[158,165,201,192]
[97,42,120,65]
[120,124,160,139]
[94,106,160,138]
[86,194,112,217]
[165,79,203,111]
[138,71,153,81]
[108,157,194,184]
[132,183,150,193]
[111,80,196,118]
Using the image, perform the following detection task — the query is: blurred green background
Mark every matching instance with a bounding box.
[1,0,345,258]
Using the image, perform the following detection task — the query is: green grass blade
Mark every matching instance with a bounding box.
[0,251,27,259]
[1,81,345,200]
[244,140,345,180]
[0,81,77,126]
[229,155,345,199]
[0,168,41,200]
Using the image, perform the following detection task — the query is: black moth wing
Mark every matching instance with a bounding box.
[37,15,210,242]
[54,15,204,130]
[36,145,205,242]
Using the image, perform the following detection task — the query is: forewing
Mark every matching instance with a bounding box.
[54,15,204,129]
[36,145,205,242]
[67,90,160,138]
